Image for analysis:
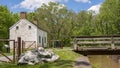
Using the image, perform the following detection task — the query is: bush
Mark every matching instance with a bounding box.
[0,42,10,53]
[62,38,72,47]
[0,42,4,51]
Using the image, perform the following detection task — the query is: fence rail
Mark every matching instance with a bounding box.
[72,35,120,50]
[0,38,37,63]
[0,39,15,63]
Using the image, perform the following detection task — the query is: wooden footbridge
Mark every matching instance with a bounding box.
[72,35,120,55]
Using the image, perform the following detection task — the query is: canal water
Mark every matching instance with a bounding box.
[88,55,120,68]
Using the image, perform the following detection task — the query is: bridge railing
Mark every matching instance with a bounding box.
[72,35,120,50]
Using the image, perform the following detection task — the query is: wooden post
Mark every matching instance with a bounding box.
[13,40,15,63]
[34,41,37,48]
[22,40,24,53]
[111,36,115,49]
[17,37,21,61]
[24,41,25,51]
[60,41,63,49]
[74,38,78,50]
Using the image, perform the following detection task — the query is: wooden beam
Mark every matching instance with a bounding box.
[0,51,13,62]
[74,49,120,55]
[13,40,15,63]
[17,37,21,61]
[75,38,111,40]
[72,35,120,38]
[77,41,111,44]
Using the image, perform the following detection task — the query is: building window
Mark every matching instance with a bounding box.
[28,26,31,29]
[44,37,46,43]
[39,36,41,43]
[16,26,19,30]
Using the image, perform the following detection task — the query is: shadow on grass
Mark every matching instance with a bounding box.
[39,60,75,68]
[40,60,91,68]
[0,60,91,68]
[0,60,75,68]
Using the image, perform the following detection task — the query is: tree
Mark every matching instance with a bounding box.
[73,11,94,36]
[0,5,15,38]
[32,2,74,41]
[95,0,120,35]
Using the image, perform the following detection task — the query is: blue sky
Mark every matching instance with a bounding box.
[0,0,104,13]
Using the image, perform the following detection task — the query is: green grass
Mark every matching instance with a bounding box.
[0,53,12,57]
[0,48,81,68]
[92,64,101,68]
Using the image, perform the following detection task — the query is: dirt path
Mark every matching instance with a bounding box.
[73,56,92,68]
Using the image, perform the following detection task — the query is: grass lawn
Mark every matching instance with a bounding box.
[0,47,81,68]
[0,53,12,57]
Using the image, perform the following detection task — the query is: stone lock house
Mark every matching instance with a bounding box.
[9,12,47,50]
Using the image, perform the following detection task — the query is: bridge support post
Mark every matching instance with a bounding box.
[111,43,115,49]
[111,37,115,49]
[74,44,78,50]
[74,39,78,50]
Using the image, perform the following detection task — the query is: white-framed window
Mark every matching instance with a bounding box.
[39,36,41,43]
[44,37,46,43]
[28,26,31,29]
[16,26,19,30]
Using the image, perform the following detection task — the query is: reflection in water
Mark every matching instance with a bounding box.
[88,55,120,68]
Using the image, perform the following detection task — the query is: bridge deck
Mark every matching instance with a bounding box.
[74,47,120,55]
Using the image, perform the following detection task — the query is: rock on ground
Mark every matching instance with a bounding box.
[18,47,59,65]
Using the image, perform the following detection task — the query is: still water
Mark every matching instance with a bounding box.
[88,55,120,68]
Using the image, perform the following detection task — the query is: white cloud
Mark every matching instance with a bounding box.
[12,0,69,11]
[12,0,55,10]
[88,3,101,14]
[75,0,91,3]
[20,0,55,10]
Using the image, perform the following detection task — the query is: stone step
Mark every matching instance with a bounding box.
[73,56,92,68]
